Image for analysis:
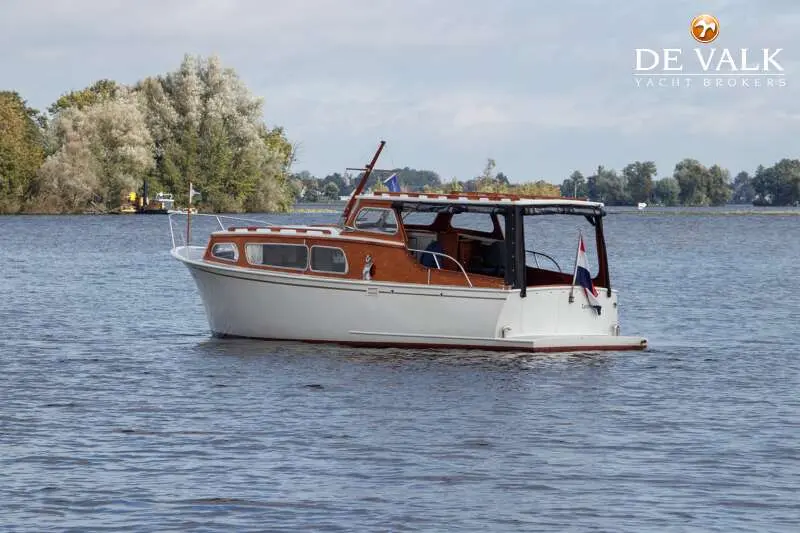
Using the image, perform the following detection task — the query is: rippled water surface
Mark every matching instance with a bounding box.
[2,209,799,532]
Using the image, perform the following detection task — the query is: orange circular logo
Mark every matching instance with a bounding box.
[691,14,719,43]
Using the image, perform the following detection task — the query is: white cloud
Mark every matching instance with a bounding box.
[2,0,800,180]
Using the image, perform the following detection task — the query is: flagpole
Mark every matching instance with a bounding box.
[568,230,581,303]
[186,181,192,251]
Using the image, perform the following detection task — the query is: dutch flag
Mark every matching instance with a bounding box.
[573,234,602,315]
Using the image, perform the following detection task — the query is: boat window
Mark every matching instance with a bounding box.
[210,242,238,262]
[354,208,398,234]
[524,216,599,277]
[310,246,348,274]
[451,213,494,234]
[245,243,308,270]
[402,211,437,226]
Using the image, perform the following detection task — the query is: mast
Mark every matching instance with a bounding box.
[340,140,386,225]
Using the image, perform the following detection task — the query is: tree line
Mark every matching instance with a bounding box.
[0,55,294,214]
[4,57,799,213]
[292,157,800,207]
[290,158,560,202]
[559,159,800,207]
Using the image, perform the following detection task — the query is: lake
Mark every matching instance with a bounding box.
[1,207,799,532]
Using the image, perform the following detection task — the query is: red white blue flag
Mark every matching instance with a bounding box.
[574,234,602,314]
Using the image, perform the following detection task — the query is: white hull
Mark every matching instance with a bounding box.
[173,246,646,353]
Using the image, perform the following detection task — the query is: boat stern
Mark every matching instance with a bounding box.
[493,286,646,350]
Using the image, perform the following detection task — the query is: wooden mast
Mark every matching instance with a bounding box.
[341,140,386,225]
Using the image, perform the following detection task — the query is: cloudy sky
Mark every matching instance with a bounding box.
[2,0,799,182]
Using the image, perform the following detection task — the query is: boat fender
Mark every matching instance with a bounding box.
[362,255,375,280]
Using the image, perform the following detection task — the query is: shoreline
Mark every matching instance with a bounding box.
[2,205,798,217]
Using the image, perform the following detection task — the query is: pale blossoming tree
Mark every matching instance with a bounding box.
[34,109,101,212]
[35,90,154,211]
[140,54,293,212]
[34,54,293,212]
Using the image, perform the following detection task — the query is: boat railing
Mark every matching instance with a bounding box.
[406,248,473,288]
[168,213,274,250]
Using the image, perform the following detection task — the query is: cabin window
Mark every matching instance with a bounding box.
[354,208,398,234]
[210,242,238,262]
[451,213,496,234]
[402,211,437,226]
[310,246,348,274]
[245,243,308,270]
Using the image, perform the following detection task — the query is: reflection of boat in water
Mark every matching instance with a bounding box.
[637,202,647,210]
[169,141,647,353]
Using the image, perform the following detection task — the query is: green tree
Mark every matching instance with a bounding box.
[322,172,348,194]
[36,90,154,211]
[138,54,294,212]
[752,159,800,206]
[514,180,560,196]
[622,161,656,203]
[672,159,732,206]
[0,92,45,212]
[446,177,463,193]
[389,167,441,191]
[302,181,321,202]
[589,166,629,205]
[653,177,680,206]
[560,170,586,198]
[31,110,101,212]
[422,183,444,193]
[285,177,303,201]
[731,171,755,204]
[707,164,732,206]
[198,114,235,210]
[752,164,774,205]
[47,79,119,116]
[324,181,340,200]
[476,158,499,191]
[673,158,710,206]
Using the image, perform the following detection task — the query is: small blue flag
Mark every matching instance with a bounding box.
[383,173,400,193]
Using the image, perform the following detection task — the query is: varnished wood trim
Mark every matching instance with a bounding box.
[189,262,508,299]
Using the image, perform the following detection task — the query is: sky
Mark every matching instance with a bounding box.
[2,0,799,183]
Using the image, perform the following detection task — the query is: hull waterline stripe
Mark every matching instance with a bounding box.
[211,333,647,353]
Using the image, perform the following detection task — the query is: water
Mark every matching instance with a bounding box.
[1,209,799,532]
